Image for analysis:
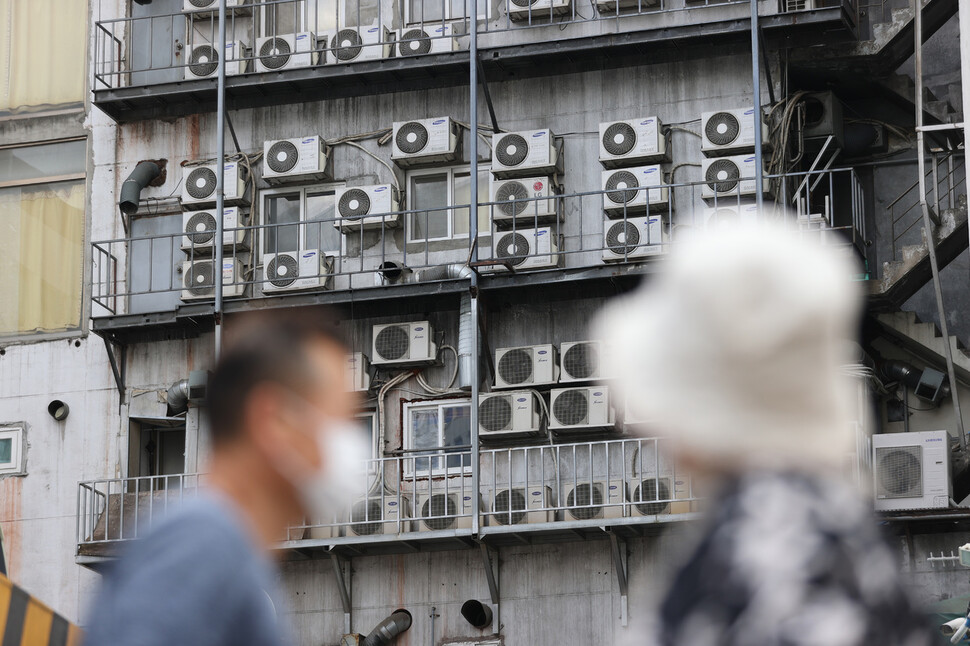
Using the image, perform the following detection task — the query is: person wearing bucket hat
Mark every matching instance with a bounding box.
[595,221,932,646]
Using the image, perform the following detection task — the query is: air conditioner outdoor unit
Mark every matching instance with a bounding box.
[181,207,250,254]
[262,136,330,184]
[629,476,694,516]
[549,386,614,430]
[595,0,659,14]
[494,344,559,389]
[347,495,411,536]
[335,185,401,233]
[185,41,249,79]
[702,201,761,229]
[329,25,393,64]
[563,480,625,520]
[391,117,459,167]
[601,166,668,215]
[622,397,651,426]
[602,216,664,262]
[181,161,249,209]
[483,226,559,272]
[478,391,543,437]
[491,130,561,178]
[490,486,554,525]
[417,492,480,530]
[598,117,666,167]
[346,352,372,392]
[701,107,768,156]
[873,430,951,511]
[783,0,816,10]
[262,250,332,294]
[505,0,572,20]
[371,321,437,366]
[255,33,317,73]
[701,155,771,201]
[180,258,246,301]
[396,23,459,57]
[559,341,605,383]
[183,0,251,15]
[490,176,559,228]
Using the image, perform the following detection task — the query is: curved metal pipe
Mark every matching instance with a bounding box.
[412,263,473,282]
[362,611,412,646]
[166,378,190,415]
[119,161,162,216]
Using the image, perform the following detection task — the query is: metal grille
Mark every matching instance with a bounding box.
[605,170,639,204]
[495,134,529,167]
[422,494,457,530]
[876,446,923,498]
[563,343,598,380]
[259,37,291,70]
[566,483,603,520]
[705,112,741,146]
[189,0,216,6]
[510,0,540,7]
[183,261,215,296]
[602,122,636,156]
[375,325,410,361]
[553,389,588,426]
[350,498,383,535]
[606,221,640,255]
[338,188,371,218]
[186,167,218,199]
[479,395,513,432]
[333,30,362,61]
[267,140,299,173]
[495,180,529,216]
[705,158,740,193]
[498,348,534,385]
[188,45,219,77]
[395,122,429,154]
[492,489,527,525]
[496,232,530,267]
[266,254,299,287]
[399,29,431,56]
[632,478,670,515]
[184,212,217,245]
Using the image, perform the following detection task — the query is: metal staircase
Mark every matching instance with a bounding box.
[873,310,970,383]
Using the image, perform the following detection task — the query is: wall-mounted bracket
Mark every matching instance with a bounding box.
[609,532,629,627]
[475,54,500,135]
[330,552,353,634]
[479,542,501,633]
[101,335,127,407]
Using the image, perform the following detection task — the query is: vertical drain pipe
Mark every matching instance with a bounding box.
[750,0,764,212]
[213,0,227,359]
[468,0,481,538]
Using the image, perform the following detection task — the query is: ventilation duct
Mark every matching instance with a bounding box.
[882,360,950,403]
[166,379,190,415]
[460,600,493,628]
[362,611,412,646]
[119,161,162,216]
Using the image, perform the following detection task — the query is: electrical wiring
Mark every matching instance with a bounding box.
[331,139,402,191]
[666,125,701,138]
[416,345,462,395]
[668,162,701,183]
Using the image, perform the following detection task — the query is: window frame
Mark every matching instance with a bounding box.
[259,182,345,261]
[0,425,26,477]
[356,410,380,472]
[404,0,491,26]
[405,164,491,243]
[402,398,473,477]
[256,0,340,38]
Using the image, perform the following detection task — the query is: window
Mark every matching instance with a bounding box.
[404,399,472,475]
[262,185,343,256]
[0,0,87,114]
[0,426,25,476]
[355,410,380,471]
[0,140,86,337]
[259,0,339,37]
[406,0,489,24]
[407,166,490,243]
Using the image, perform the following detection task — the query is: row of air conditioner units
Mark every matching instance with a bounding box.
[479,387,616,436]
[179,250,335,301]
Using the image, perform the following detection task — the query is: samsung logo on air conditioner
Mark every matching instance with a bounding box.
[433,27,446,34]
[536,230,547,236]
[532,131,546,137]
[296,34,309,41]
[643,168,657,175]
[374,186,387,192]
[223,262,234,270]
[302,252,316,259]
[925,437,944,442]
[432,119,446,125]
[744,156,756,163]
[302,137,315,144]
[744,108,755,115]
[640,119,653,125]
[368,27,379,33]
[225,163,236,170]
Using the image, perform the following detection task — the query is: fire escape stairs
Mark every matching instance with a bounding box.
[872,309,970,385]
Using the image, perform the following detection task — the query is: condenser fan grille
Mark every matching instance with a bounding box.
[605,170,640,204]
[567,483,603,520]
[563,343,598,380]
[633,479,670,515]
[496,232,531,267]
[876,446,923,498]
[189,46,219,77]
[186,167,218,199]
[333,30,363,61]
[399,29,431,55]
[606,221,641,255]
[267,140,299,173]
[602,122,637,156]
[479,396,513,432]
[339,188,371,219]
[351,499,383,535]
[496,181,530,217]
[189,0,216,7]
[510,0,540,7]
[496,134,529,167]
[259,37,291,69]
[184,261,216,296]
[375,325,410,361]
[705,112,741,146]
[395,122,430,154]
[423,494,457,530]
[498,348,534,385]
[493,489,527,525]
[184,212,217,245]
[553,390,588,426]
[266,254,299,287]
[705,159,740,194]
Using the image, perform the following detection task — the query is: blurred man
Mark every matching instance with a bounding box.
[84,311,367,646]
[596,222,933,646]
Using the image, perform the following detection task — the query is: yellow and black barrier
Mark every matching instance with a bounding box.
[0,574,82,646]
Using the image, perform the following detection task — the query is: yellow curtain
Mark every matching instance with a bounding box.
[0,182,84,335]
[0,0,87,113]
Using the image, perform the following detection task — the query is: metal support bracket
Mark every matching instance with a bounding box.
[475,54,500,135]
[101,335,126,406]
[479,543,501,633]
[609,533,629,627]
[330,553,353,634]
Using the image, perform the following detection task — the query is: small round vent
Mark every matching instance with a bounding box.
[602,122,637,157]
[185,167,218,200]
[495,181,529,217]
[877,448,923,497]
[183,261,215,296]
[604,170,639,205]
[496,232,530,267]
[479,395,513,432]
[705,158,740,194]
[422,494,457,530]
[258,37,291,70]
[375,325,410,361]
[266,254,299,288]
[566,483,603,520]
[339,188,371,219]
[493,489,527,525]
[267,140,299,174]
[498,348,534,385]
[351,499,383,535]
[563,343,598,380]
[333,30,363,61]
[495,134,529,167]
[553,389,588,426]
[606,220,640,256]
[632,479,670,515]
[188,45,219,77]
[399,29,431,56]
[395,122,430,155]
[184,211,217,246]
[705,111,741,147]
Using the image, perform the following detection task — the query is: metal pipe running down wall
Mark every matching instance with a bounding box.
[469,0,482,536]
[213,0,228,360]
[750,0,764,212]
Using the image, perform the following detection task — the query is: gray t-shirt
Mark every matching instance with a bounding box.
[83,493,289,646]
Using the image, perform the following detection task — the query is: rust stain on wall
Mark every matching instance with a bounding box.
[0,477,23,579]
